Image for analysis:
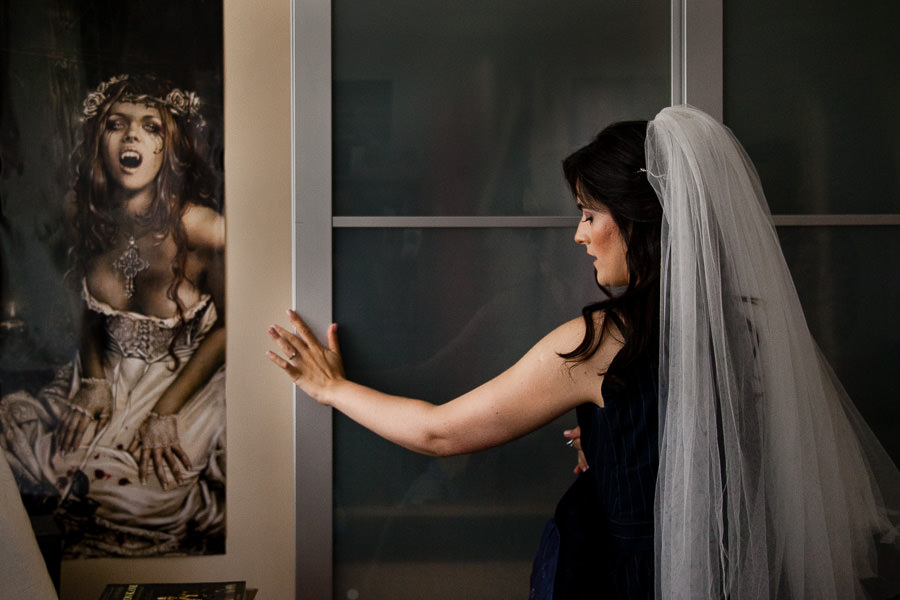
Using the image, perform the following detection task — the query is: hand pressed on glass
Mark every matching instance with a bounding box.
[266,309,346,405]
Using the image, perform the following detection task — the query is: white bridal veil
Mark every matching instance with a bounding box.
[646,106,900,599]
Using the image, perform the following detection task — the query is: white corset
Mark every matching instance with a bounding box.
[82,280,218,362]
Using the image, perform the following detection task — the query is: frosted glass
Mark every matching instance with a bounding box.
[777,226,900,462]
[334,0,670,217]
[724,0,900,214]
[333,227,603,597]
[332,0,670,597]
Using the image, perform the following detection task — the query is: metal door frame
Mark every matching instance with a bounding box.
[289,2,723,597]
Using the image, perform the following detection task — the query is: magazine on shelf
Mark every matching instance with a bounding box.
[98,581,247,600]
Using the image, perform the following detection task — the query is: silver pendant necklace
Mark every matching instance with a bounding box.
[112,236,150,298]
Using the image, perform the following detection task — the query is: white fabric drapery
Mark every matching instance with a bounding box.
[647,105,900,599]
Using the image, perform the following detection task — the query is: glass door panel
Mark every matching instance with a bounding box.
[334,0,669,217]
[332,1,670,598]
[724,0,900,214]
[777,226,900,462]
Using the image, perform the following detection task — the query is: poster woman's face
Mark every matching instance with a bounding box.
[101,101,165,196]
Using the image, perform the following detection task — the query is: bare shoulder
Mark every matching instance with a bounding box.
[531,312,623,404]
[539,311,621,358]
[535,315,589,356]
[182,204,225,251]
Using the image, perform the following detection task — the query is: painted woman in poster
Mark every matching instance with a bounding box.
[0,74,226,557]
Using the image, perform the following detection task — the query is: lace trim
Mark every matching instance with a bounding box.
[81,279,217,360]
[81,279,212,325]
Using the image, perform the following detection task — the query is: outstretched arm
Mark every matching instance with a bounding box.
[267,309,618,457]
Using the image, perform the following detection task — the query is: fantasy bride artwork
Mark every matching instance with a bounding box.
[0,74,226,557]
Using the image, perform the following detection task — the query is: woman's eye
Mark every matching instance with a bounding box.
[144,123,161,134]
[105,119,124,131]
[581,213,593,223]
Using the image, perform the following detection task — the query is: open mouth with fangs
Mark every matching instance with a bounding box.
[120,150,143,169]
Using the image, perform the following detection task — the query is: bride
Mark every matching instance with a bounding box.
[268,105,900,598]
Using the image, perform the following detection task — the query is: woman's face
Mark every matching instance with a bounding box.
[574,198,629,288]
[100,101,165,196]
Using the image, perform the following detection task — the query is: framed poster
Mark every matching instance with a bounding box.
[0,1,226,557]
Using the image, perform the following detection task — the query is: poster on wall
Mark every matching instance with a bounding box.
[0,1,226,557]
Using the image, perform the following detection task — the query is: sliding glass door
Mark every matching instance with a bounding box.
[329,1,669,598]
[293,1,898,597]
[291,0,732,597]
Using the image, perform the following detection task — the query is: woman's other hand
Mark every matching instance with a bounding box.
[266,309,346,405]
[564,426,590,474]
[128,412,192,491]
[55,377,113,454]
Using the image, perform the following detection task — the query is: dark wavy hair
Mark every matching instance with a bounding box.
[69,74,218,366]
[560,120,663,381]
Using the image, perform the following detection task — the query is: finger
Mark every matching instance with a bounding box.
[563,427,581,440]
[97,412,111,432]
[152,448,169,490]
[577,450,589,469]
[170,444,193,472]
[55,413,72,453]
[267,324,302,359]
[286,309,321,348]
[71,414,91,450]
[327,322,341,355]
[165,447,191,485]
[574,449,590,475]
[128,437,139,455]
[55,411,70,435]
[162,449,184,485]
[59,414,80,454]
[266,350,297,373]
[563,428,582,451]
[139,450,152,485]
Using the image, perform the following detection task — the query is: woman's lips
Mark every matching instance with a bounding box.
[119,149,143,169]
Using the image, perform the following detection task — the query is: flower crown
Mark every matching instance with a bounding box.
[82,74,203,124]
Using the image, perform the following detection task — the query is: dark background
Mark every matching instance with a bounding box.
[0,0,224,391]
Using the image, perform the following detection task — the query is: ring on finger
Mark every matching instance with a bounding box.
[288,351,298,360]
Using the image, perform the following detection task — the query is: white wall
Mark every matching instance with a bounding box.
[60,0,297,597]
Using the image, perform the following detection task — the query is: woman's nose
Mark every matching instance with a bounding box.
[124,123,141,141]
[574,221,587,245]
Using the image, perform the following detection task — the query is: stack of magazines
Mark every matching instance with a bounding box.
[98,581,253,599]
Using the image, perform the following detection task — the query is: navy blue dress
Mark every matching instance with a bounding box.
[531,355,659,599]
